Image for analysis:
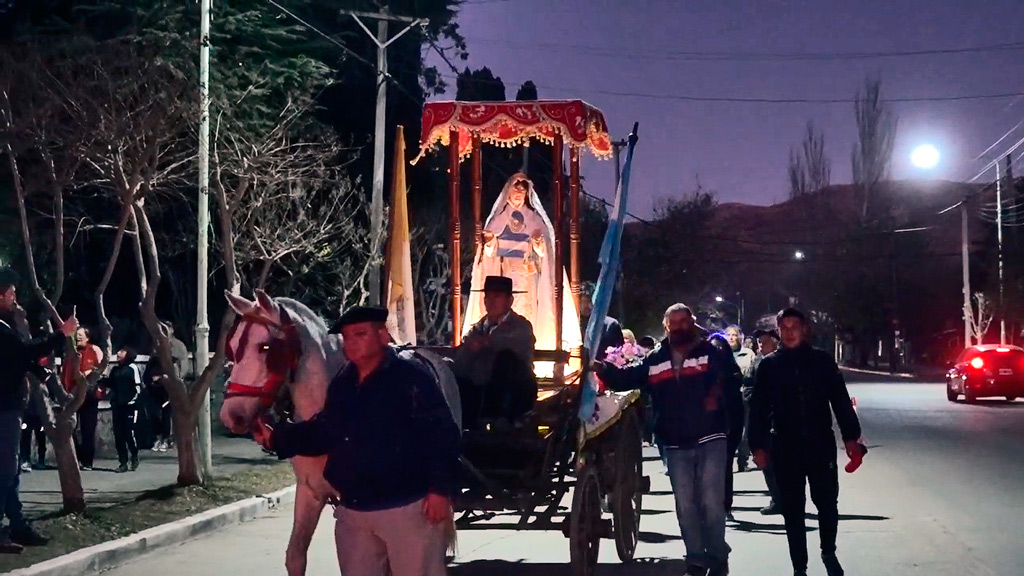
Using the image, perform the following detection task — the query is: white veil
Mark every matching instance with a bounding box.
[463,173,583,357]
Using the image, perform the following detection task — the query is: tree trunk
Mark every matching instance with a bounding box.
[173,410,203,486]
[51,417,85,514]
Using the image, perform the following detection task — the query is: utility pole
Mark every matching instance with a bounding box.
[997,163,1006,344]
[195,0,213,477]
[1008,154,1016,345]
[962,197,972,347]
[340,6,424,306]
[612,140,626,322]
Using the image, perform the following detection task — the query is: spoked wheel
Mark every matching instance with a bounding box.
[611,409,643,562]
[569,463,602,576]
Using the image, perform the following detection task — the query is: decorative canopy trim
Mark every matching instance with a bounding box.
[411,100,613,164]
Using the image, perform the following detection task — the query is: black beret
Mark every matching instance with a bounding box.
[328,306,388,333]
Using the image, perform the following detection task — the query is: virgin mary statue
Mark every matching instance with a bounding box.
[463,173,583,359]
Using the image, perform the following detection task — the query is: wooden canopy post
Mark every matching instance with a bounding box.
[448,128,462,346]
[471,135,483,254]
[569,147,581,310]
[552,135,564,355]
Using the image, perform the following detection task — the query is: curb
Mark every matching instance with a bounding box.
[840,366,916,379]
[9,485,297,576]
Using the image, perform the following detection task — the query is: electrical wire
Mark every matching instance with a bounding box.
[460,36,1024,63]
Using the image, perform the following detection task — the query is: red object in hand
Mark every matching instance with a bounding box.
[251,415,275,451]
[844,440,867,473]
[752,449,770,470]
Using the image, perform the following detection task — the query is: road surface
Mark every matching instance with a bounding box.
[102,382,1024,575]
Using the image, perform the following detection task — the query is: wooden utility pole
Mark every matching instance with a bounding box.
[340,6,424,306]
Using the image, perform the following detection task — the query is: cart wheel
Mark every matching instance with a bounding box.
[569,463,602,576]
[611,410,643,562]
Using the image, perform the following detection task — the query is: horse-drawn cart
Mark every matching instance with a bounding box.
[412,100,646,575]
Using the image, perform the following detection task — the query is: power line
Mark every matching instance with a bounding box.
[461,36,1024,63]
[429,69,1024,105]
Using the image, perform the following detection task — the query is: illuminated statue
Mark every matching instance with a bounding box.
[463,173,582,360]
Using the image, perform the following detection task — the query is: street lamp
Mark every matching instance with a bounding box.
[714,295,744,327]
[794,250,805,260]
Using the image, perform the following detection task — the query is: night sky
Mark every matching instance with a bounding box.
[428,0,1024,215]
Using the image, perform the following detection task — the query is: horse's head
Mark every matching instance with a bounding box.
[219,290,306,435]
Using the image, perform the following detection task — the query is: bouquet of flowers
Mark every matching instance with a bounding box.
[602,342,647,369]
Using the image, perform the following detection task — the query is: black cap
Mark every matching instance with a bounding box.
[328,306,388,334]
[0,267,18,289]
[472,275,525,294]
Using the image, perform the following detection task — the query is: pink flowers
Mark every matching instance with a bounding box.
[602,342,647,369]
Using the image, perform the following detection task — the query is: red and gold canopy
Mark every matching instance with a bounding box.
[412,100,613,164]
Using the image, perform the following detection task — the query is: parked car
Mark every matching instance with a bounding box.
[946,345,1024,402]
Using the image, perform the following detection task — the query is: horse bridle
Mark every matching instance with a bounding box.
[223,307,302,413]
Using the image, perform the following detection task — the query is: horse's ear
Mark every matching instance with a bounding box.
[225,291,257,316]
[255,289,281,324]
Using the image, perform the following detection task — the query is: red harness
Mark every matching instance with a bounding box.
[223,308,302,411]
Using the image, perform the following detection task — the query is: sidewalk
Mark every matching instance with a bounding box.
[19,434,277,518]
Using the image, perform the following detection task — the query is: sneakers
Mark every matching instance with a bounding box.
[822,553,845,576]
[152,439,168,452]
[19,462,31,474]
[10,524,49,547]
[760,502,782,515]
[130,456,139,471]
[0,539,23,554]
[79,465,92,471]
[115,463,129,473]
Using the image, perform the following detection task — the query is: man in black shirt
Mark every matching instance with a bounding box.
[749,308,865,576]
[0,267,78,552]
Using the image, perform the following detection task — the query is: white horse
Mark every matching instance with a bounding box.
[219,291,459,576]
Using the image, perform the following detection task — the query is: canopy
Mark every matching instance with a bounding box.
[412,100,613,164]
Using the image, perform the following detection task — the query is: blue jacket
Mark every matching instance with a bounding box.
[601,338,728,448]
[272,349,460,511]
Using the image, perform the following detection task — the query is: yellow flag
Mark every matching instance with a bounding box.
[385,125,417,345]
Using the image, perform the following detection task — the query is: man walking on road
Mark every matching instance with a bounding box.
[749,329,783,515]
[600,303,731,576]
[748,308,866,576]
[254,306,460,576]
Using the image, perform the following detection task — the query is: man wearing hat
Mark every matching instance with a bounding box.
[454,276,536,428]
[0,267,78,552]
[254,306,460,576]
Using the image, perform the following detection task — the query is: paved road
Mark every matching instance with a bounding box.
[102,382,1024,575]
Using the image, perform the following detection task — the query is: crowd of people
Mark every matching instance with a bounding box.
[0,266,189,554]
[597,304,865,576]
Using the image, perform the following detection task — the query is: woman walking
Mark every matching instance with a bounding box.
[103,348,142,472]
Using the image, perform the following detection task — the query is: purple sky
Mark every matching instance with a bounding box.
[427,0,1024,216]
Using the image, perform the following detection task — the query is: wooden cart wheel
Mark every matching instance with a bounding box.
[611,409,643,562]
[569,463,602,576]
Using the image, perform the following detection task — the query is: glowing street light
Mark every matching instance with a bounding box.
[911,144,940,169]
[715,295,724,302]
[794,250,805,260]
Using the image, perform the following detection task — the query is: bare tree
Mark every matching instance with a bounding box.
[788,120,831,199]
[970,292,994,345]
[852,76,898,221]
[0,46,118,512]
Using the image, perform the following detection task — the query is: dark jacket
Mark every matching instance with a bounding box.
[273,348,460,512]
[713,344,745,452]
[0,316,64,413]
[454,310,535,387]
[103,363,142,408]
[601,338,728,448]
[748,343,861,460]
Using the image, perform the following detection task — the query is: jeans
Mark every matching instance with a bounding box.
[0,474,25,530]
[665,438,730,568]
